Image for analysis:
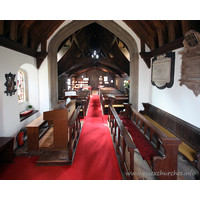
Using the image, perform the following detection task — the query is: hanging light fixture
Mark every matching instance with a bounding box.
[91,50,99,59]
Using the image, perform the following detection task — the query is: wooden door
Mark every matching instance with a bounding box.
[91,75,99,90]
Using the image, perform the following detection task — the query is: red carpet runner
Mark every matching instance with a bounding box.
[0,95,122,180]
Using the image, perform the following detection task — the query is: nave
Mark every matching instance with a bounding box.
[0,90,198,180]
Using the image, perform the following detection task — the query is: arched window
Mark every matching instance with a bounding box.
[17,70,26,103]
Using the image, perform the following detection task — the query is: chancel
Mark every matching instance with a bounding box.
[0,20,200,181]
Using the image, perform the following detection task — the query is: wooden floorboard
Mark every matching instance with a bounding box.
[36,150,71,166]
[14,140,42,157]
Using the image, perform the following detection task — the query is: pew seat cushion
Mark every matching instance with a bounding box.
[120,116,158,160]
[144,115,196,162]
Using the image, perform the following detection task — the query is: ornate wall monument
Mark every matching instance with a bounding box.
[179,30,200,96]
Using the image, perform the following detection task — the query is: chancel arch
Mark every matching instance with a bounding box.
[48,20,139,110]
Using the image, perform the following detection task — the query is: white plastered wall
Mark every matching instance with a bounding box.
[0,47,39,148]
[150,47,200,128]
[37,20,72,114]
[108,21,200,128]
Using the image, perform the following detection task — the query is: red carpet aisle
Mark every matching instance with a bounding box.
[0,95,122,180]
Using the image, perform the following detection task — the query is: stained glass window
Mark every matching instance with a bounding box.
[17,71,25,103]
[104,76,108,84]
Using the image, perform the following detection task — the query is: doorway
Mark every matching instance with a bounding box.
[91,75,99,90]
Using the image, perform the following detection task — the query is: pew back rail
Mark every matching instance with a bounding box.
[68,106,81,161]
[109,105,136,180]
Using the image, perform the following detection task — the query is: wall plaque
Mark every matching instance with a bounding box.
[179,30,200,97]
[151,52,175,89]
[4,72,17,96]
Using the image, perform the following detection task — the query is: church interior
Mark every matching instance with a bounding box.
[0,18,200,194]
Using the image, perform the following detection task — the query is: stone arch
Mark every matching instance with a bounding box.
[48,20,139,109]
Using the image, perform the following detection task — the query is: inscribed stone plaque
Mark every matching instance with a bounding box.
[151,52,175,89]
[179,30,200,96]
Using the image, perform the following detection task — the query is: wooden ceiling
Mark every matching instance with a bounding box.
[57,23,129,77]
[1,20,200,77]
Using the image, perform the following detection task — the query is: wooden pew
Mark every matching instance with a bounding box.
[76,90,90,118]
[26,100,75,152]
[75,99,87,118]
[109,100,182,180]
[68,106,81,161]
[43,101,75,151]
[99,87,126,105]
[108,105,136,180]
[140,103,200,176]
[99,87,124,97]
[26,115,51,152]
[63,90,90,118]
[99,87,128,114]
[27,100,81,165]
[77,90,90,108]
[102,94,129,115]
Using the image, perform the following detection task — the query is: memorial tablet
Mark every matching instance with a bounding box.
[179,30,200,96]
[151,52,175,89]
